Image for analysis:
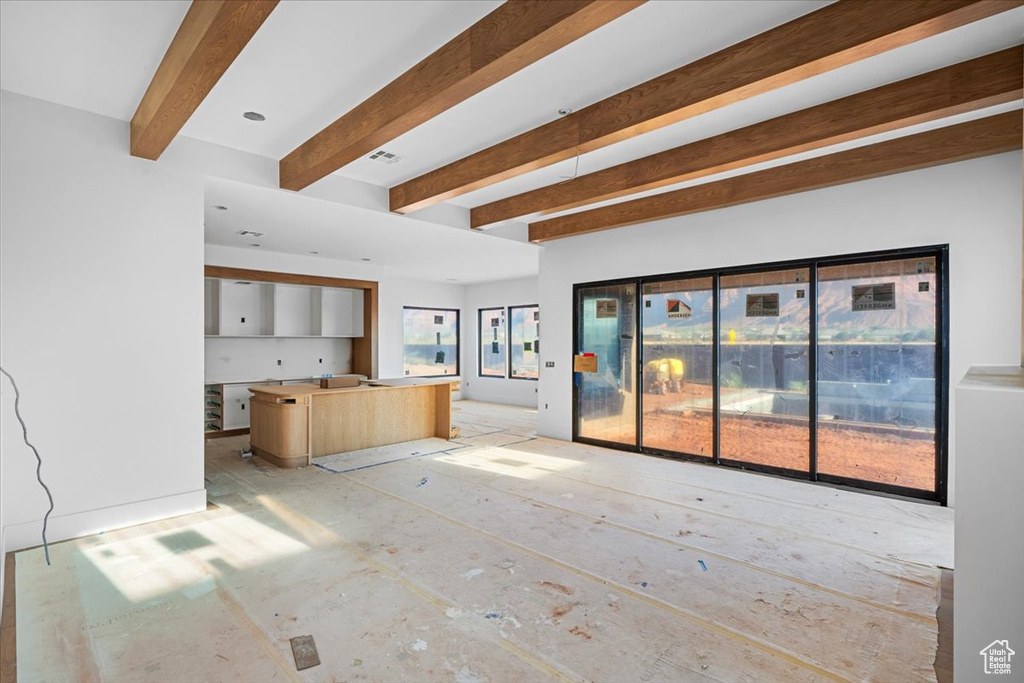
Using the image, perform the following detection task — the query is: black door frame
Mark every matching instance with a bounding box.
[572,245,949,505]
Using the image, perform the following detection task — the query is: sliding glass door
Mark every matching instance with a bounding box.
[572,247,946,502]
[575,283,637,446]
[719,268,811,473]
[641,277,714,458]
[816,256,938,491]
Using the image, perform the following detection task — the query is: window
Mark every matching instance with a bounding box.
[509,305,540,379]
[403,307,459,377]
[479,307,506,377]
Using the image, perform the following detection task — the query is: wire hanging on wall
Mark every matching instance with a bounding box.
[0,365,55,565]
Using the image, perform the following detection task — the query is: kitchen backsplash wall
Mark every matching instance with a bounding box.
[205,337,353,382]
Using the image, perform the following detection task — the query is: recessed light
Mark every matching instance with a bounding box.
[243,111,266,122]
[446,278,458,282]
[558,107,573,116]
[235,230,264,237]
[309,251,319,255]
[212,205,228,211]
[250,243,261,247]
[361,258,371,262]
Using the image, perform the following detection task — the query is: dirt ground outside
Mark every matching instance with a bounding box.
[581,384,937,492]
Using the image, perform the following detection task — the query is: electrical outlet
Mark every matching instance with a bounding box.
[545,403,549,409]
[241,317,245,323]
[545,361,555,368]
[241,404,245,410]
[319,358,323,364]
[277,359,282,366]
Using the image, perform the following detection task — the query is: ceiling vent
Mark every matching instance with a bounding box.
[235,230,264,238]
[368,149,402,164]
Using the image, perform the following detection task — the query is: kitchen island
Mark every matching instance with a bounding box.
[247,378,457,468]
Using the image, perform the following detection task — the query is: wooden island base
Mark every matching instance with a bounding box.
[249,379,455,468]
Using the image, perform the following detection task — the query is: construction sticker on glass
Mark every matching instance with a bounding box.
[745,293,779,317]
[596,299,618,318]
[666,298,692,318]
[851,282,896,311]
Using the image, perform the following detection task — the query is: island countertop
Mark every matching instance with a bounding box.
[248,377,458,399]
[247,377,456,468]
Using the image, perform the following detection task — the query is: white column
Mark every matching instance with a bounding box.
[954,365,1024,681]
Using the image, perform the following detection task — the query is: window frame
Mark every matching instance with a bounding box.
[401,305,461,378]
[571,245,949,504]
[507,304,540,381]
[477,306,507,379]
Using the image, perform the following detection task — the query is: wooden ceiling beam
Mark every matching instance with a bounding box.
[279,0,645,192]
[131,0,279,160]
[528,111,1022,242]
[390,0,1023,214]
[474,46,1023,227]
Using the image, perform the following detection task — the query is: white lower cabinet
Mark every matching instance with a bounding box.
[222,384,251,430]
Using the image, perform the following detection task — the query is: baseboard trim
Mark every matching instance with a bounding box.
[459,393,537,408]
[1,488,207,553]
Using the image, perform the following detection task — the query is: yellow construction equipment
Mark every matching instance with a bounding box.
[644,358,685,394]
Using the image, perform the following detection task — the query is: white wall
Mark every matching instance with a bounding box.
[0,90,278,553]
[536,152,1023,508]
[205,337,353,383]
[203,245,466,384]
[461,277,540,407]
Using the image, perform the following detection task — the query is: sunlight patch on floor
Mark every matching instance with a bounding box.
[79,506,309,603]
[435,446,582,480]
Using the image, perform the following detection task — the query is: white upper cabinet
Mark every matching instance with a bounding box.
[218,280,275,336]
[204,279,220,335]
[322,287,364,337]
[273,284,322,336]
[205,278,363,338]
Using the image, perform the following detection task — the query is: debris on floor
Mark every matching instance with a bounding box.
[416,477,428,487]
[698,560,708,572]
[290,635,321,671]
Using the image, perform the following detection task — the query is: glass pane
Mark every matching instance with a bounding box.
[817,257,937,491]
[510,305,540,379]
[577,284,636,445]
[719,268,810,471]
[403,308,459,377]
[479,308,506,377]
[641,277,714,457]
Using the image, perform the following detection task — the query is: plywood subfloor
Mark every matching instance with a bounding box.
[13,400,953,681]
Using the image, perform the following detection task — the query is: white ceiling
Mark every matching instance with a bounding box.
[0,0,190,120]
[2,0,1021,276]
[204,177,539,284]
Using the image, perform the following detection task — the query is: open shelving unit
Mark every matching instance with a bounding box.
[204,384,223,433]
